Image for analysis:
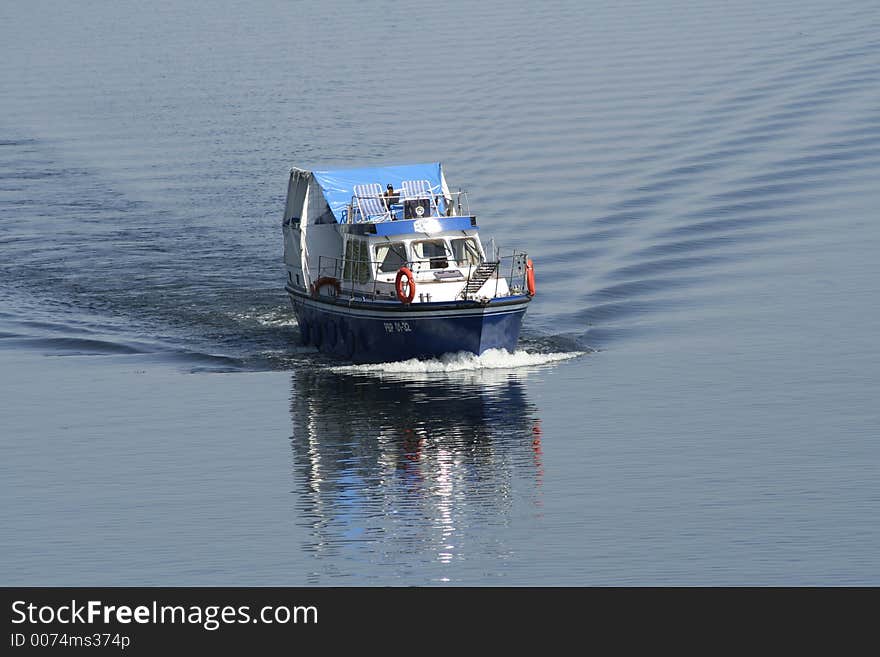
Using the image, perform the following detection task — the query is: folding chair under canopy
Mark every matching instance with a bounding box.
[353,182,390,222]
[401,179,440,218]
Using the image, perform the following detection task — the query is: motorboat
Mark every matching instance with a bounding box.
[281,162,534,363]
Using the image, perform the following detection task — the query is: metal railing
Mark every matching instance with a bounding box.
[341,190,471,224]
[466,249,529,301]
[309,248,528,302]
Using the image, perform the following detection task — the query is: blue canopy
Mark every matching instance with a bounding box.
[312,163,444,222]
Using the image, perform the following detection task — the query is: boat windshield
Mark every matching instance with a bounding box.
[412,239,450,269]
[375,242,407,274]
[450,237,481,267]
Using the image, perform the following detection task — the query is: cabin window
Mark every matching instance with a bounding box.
[450,238,481,267]
[375,242,407,274]
[343,238,370,284]
[412,239,450,269]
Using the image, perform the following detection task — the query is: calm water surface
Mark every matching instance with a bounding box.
[1,0,879,584]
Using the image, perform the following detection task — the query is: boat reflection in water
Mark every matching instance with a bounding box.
[287,364,544,582]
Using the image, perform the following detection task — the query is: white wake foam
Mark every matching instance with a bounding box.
[332,348,583,375]
[232,309,298,328]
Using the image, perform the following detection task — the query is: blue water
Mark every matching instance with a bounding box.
[1,0,879,584]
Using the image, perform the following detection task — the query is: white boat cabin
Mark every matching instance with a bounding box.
[332,227,510,302]
[283,162,522,303]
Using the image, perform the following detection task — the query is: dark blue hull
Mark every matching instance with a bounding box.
[287,288,530,364]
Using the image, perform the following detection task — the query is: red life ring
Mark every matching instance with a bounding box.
[395,267,416,304]
[310,276,341,298]
[526,259,536,296]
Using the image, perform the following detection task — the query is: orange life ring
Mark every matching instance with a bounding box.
[526,259,536,296]
[395,267,416,304]
[310,276,341,298]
